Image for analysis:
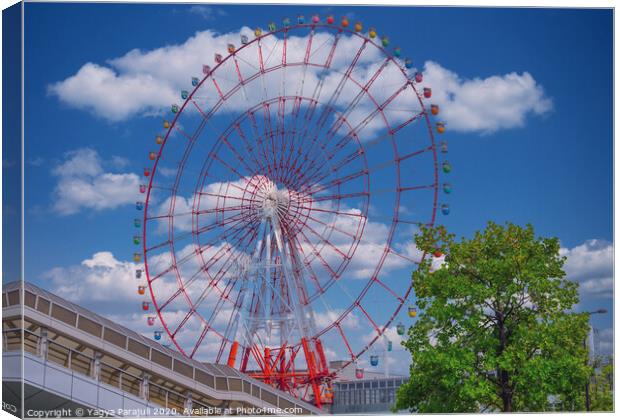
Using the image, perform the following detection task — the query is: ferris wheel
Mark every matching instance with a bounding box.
[132,13,450,408]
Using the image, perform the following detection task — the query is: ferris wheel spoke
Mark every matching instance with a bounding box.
[220,135,260,176]
[335,322,355,360]
[282,97,305,171]
[276,98,288,182]
[304,212,357,241]
[387,246,420,265]
[146,211,190,221]
[321,58,391,145]
[247,111,274,176]
[355,301,382,335]
[399,183,436,192]
[286,32,346,179]
[292,29,314,98]
[295,229,339,279]
[373,275,406,304]
[170,308,196,339]
[260,103,278,179]
[307,191,369,203]
[233,123,266,174]
[193,227,260,311]
[197,218,261,276]
[192,256,243,311]
[194,209,255,237]
[289,236,325,294]
[208,146,253,182]
[190,324,210,359]
[231,55,249,101]
[298,205,365,219]
[303,168,367,196]
[197,221,260,270]
[195,204,252,216]
[196,189,260,205]
[145,239,173,254]
[299,220,350,261]
[342,57,391,113]
[309,40,368,141]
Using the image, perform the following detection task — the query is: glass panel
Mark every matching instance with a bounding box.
[99,363,122,388]
[70,351,92,377]
[149,384,168,408]
[24,331,39,354]
[122,372,142,397]
[3,330,23,352]
[47,341,70,368]
[167,390,186,411]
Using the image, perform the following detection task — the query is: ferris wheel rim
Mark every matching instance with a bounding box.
[141,20,440,372]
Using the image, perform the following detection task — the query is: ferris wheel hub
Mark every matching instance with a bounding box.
[260,181,290,220]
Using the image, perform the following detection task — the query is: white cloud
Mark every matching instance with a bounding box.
[314,309,360,330]
[48,63,178,121]
[51,148,140,215]
[188,5,227,20]
[43,251,141,303]
[422,61,552,133]
[560,239,613,297]
[49,27,549,136]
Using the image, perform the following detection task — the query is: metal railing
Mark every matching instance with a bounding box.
[2,328,214,414]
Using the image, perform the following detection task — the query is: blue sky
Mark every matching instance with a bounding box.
[14,3,613,371]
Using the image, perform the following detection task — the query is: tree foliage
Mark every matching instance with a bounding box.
[395,222,590,413]
[589,356,613,411]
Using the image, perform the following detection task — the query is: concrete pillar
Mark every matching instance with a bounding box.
[184,391,193,414]
[92,352,102,381]
[39,328,48,359]
[141,373,151,400]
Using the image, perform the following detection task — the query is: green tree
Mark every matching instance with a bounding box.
[395,222,590,413]
[589,356,613,411]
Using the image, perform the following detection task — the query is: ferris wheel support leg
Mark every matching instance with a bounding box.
[227,341,239,368]
[240,346,251,372]
[301,337,323,410]
[270,216,329,407]
[314,338,329,374]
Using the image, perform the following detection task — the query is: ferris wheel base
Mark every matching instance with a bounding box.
[236,338,334,409]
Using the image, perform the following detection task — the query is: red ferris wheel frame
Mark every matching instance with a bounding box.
[140,19,443,409]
